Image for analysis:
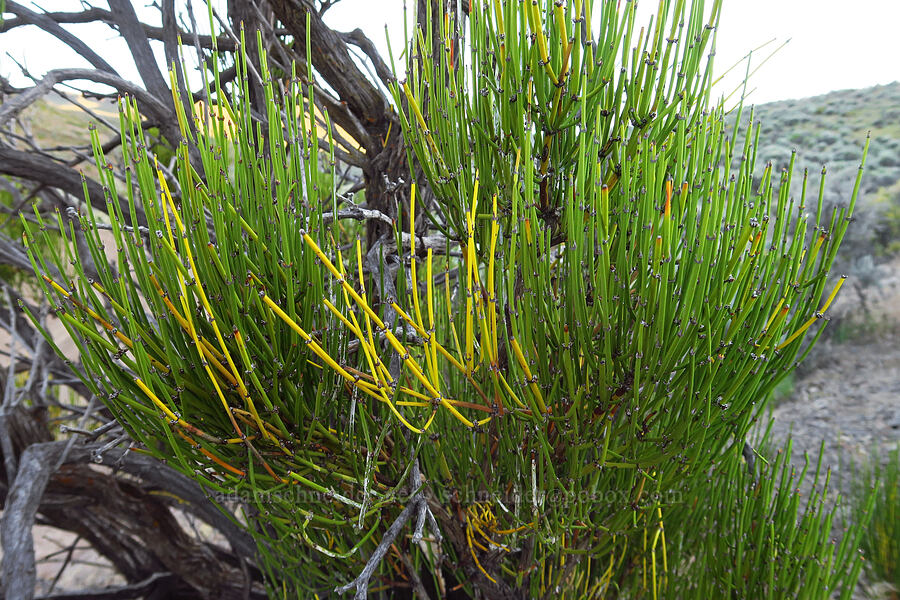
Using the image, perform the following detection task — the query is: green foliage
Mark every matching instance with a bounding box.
[667,434,873,600]
[1,181,49,291]
[144,127,177,167]
[769,372,796,406]
[847,446,900,593]
[872,179,900,255]
[22,1,874,597]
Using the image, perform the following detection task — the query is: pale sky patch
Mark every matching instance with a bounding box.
[1,1,898,106]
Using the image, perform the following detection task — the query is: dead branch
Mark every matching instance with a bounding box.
[3,1,119,75]
[339,29,395,90]
[0,145,146,227]
[268,0,390,156]
[34,572,176,600]
[0,5,250,51]
[1,432,265,600]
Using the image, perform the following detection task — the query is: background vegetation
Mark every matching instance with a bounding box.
[747,83,900,291]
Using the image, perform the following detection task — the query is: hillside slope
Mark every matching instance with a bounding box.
[738,82,900,268]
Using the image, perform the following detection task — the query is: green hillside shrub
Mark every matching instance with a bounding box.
[668,434,871,599]
[872,179,900,255]
[21,1,875,597]
[847,446,900,597]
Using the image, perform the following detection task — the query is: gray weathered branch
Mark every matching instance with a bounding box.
[3,1,119,75]
[34,572,175,600]
[1,439,261,600]
[269,0,391,156]
[0,145,146,227]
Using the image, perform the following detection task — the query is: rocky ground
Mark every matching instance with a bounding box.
[766,255,900,482]
[767,337,900,486]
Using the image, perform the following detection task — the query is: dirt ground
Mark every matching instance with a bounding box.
[767,255,900,472]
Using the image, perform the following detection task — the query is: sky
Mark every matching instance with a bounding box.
[1,0,899,106]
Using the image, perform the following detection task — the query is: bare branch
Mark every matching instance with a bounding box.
[339,29,395,89]
[107,0,171,107]
[1,442,60,600]
[0,5,292,51]
[94,448,260,559]
[313,88,378,161]
[1,438,263,600]
[4,1,119,75]
[0,75,61,126]
[0,144,146,227]
[336,458,428,600]
[0,232,63,280]
[322,201,394,227]
[0,6,112,31]
[0,67,170,128]
[269,0,390,155]
[34,572,176,600]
